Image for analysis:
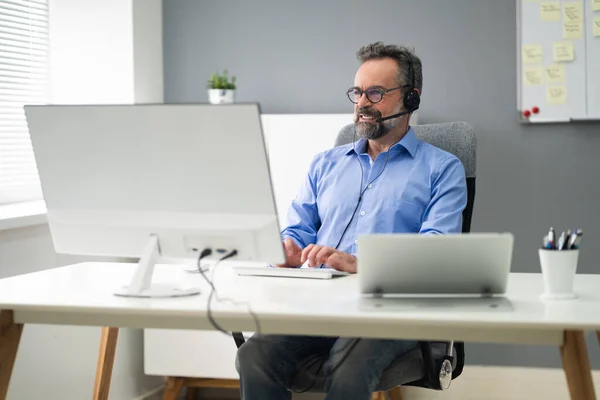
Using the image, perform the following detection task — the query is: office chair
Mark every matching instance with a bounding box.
[232,120,476,397]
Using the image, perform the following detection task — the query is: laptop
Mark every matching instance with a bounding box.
[357,233,514,297]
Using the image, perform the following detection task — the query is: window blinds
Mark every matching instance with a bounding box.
[0,0,48,205]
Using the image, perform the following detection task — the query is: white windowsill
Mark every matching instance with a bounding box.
[0,201,48,231]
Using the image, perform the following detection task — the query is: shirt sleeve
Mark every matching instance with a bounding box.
[280,154,323,248]
[419,156,467,235]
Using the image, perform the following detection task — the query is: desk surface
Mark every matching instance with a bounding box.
[1,262,599,345]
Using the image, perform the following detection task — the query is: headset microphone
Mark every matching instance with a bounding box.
[375,110,411,123]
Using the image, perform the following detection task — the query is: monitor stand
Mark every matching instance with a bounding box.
[114,234,201,298]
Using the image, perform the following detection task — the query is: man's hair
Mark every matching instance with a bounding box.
[356,42,423,94]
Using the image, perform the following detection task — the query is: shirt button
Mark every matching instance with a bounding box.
[360,211,366,216]
[367,184,373,189]
[354,240,359,244]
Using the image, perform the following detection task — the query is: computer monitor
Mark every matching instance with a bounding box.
[24,103,285,298]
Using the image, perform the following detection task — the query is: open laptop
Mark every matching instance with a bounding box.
[357,233,514,298]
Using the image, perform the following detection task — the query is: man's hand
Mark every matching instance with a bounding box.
[275,238,303,268]
[300,244,357,274]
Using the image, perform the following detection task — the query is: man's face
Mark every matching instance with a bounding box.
[352,58,404,140]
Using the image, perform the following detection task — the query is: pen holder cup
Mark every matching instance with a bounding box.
[539,248,579,300]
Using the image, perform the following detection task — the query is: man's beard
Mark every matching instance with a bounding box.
[354,106,403,140]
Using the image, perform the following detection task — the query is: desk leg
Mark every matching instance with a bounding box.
[387,387,404,400]
[93,327,119,400]
[163,377,184,400]
[560,330,596,400]
[0,310,23,400]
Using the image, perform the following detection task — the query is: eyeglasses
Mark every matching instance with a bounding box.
[346,85,406,104]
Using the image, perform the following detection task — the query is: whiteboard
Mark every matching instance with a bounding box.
[517,0,600,122]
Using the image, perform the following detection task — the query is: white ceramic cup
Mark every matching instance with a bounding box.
[539,248,579,300]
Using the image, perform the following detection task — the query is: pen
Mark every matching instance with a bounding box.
[572,230,583,249]
[548,227,556,249]
[556,231,567,250]
[567,229,579,250]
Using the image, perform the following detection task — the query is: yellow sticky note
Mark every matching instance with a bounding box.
[562,2,583,22]
[545,64,565,83]
[593,0,600,12]
[553,41,574,62]
[540,2,560,21]
[524,66,544,85]
[594,18,600,37]
[563,21,583,39]
[522,44,543,64]
[547,86,567,105]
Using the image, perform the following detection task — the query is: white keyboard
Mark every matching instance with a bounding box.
[233,265,350,280]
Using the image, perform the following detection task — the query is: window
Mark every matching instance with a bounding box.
[0,0,48,205]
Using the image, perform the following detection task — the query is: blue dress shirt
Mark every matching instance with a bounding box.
[281,128,467,258]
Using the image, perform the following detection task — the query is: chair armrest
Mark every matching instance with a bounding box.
[233,332,246,348]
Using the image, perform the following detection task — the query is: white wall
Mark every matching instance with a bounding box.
[2,1,165,399]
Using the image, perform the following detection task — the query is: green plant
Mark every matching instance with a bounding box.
[207,69,237,90]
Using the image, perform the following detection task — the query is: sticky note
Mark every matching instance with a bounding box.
[553,42,574,62]
[594,18,600,37]
[562,2,583,22]
[545,64,565,83]
[563,21,583,39]
[524,66,544,85]
[522,44,543,64]
[547,86,567,105]
[540,2,560,21]
[593,0,600,11]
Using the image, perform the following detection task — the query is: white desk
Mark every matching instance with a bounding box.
[0,262,599,400]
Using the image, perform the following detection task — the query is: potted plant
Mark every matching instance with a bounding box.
[207,69,237,104]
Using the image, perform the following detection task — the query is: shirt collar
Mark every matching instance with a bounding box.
[345,127,419,158]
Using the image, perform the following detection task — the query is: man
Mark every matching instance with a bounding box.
[236,42,467,400]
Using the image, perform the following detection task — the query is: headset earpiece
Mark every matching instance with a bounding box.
[403,56,420,113]
[404,89,420,112]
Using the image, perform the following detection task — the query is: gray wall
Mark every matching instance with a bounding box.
[163,0,600,368]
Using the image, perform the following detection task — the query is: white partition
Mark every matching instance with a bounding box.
[262,114,354,224]
[143,113,353,379]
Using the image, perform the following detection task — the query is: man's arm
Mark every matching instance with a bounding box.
[280,154,323,248]
[419,156,467,235]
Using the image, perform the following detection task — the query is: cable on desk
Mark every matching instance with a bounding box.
[196,248,261,336]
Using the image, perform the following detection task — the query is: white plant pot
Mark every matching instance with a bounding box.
[208,89,235,104]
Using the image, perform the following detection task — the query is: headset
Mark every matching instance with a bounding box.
[402,54,421,113]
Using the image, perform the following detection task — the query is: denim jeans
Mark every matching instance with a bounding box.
[236,333,419,400]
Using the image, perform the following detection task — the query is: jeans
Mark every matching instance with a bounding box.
[236,334,419,400]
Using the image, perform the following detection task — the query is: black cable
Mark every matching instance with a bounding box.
[196,248,262,337]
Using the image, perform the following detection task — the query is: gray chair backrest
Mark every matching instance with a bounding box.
[334,121,476,178]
